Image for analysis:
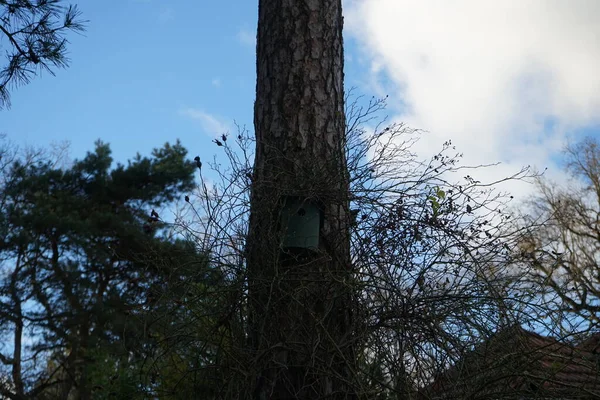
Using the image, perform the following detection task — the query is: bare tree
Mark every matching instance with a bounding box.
[0,0,85,109]
[169,91,542,399]
[522,137,600,333]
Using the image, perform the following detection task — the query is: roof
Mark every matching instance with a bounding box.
[420,326,600,399]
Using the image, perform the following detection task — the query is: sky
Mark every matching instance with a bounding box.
[2,0,600,203]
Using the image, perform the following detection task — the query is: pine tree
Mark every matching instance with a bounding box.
[0,139,210,399]
[246,1,355,398]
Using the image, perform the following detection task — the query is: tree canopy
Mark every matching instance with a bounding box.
[0,137,225,399]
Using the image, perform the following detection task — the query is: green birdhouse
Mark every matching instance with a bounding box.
[280,196,321,250]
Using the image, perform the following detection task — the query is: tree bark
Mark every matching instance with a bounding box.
[247,0,355,399]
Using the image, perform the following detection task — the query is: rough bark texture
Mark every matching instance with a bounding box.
[246,0,355,399]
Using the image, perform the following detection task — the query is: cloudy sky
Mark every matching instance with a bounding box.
[345,0,600,195]
[2,0,599,201]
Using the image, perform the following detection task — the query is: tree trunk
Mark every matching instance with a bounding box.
[247,0,355,399]
[10,253,24,399]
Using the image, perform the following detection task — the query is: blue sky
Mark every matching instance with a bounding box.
[1,0,370,168]
[3,0,600,201]
[3,0,257,164]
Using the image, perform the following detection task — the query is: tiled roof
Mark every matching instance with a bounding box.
[420,326,600,399]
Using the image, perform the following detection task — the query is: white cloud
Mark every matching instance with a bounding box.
[212,78,221,87]
[179,108,230,136]
[344,0,600,200]
[237,28,256,48]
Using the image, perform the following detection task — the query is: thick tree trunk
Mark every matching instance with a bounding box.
[247,0,355,399]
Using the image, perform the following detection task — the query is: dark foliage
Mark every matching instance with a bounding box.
[0,0,86,109]
[0,138,219,398]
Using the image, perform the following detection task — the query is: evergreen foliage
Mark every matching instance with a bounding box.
[0,138,219,399]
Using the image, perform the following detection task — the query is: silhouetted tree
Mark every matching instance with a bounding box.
[0,0,85,109]
[174,92,541,399]
[522,137,600,333]
[0,137,205,399]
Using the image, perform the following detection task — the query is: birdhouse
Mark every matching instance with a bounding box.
[280,196,321,250]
